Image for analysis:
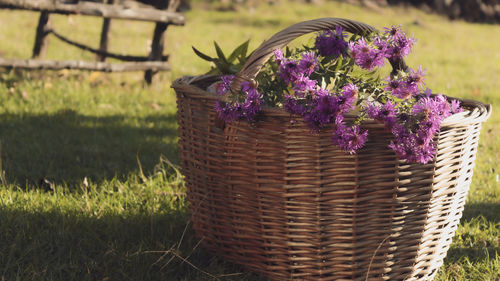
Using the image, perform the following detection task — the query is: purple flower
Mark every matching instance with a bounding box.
[413,94,457,123]
[388,131,436,163]
[332,123,368,154]
[292,74,317,94]
[349,37,386,70]
[298,51,319,76]
[378,26,416,60]
[215,101,240,122]
[407,67,426,87]
[383,25,404,40]
[304,89,340,130]
[284,95,307,115]
[240,81,264,121]
[216,75,235,96]
[411,95,452,138]
[385,75,419,100]
[387,37,415,60]
[338,83,358,113]
[274,48,284,65]
[278,59,300,84]
[384,76,403,92]
[365,103,381,119]
[450,99,464,114]
[390,34,415,59]
[423,88,433,98]
[412,96,442,124]
[215,79,263,123]
[276,51,319,85]
[315,26,348,58]
[366,100,398,128]
[334,114,344,125]
[273,50,300,84]
[389,121,437,164]
[386,93,462,164]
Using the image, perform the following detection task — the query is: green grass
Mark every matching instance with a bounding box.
[0,1,499,280]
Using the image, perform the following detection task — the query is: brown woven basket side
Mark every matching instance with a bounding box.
[173,77,491,280]
[172,16,492,281]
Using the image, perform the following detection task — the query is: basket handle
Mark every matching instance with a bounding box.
[231,17,408,92]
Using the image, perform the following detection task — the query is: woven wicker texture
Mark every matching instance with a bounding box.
[172,18,492,281]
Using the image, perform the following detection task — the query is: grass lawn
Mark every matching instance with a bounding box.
[0,1,499,280]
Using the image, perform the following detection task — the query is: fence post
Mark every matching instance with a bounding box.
[144,0,180,84]
[32,11,51,58]
[97,0,114,62]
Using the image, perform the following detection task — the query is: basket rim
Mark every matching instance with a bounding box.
[171,74,492,127]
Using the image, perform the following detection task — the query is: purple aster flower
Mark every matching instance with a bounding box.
[387,93,462,164]
[450,99,464,114]
[412,96,442,123]
[349,37,386,70]
[366,100,398,128]
[386,34,416,60]
[379,25,416,60]
[385,75,418,100]
[411,96,450,143]
[384,76,403,92]
[403,81,420,98]
[383,25,404,40]
[389,133,436,164]
[302,89,341,131]
[315,26,348,58]
[334,114,344,125]
[215,80,263,123]
[240,81,263,121]
[278,59,300,84]
[284,95,307,116]
[407,66,426,87]
[292,74,317,94]
[338,83,358,113]
[395,35,415,58]
[216,75,235,96]
[390,120,437,164]
[275,51,319,85]
[365,102,381,119]
[215,101,241,122]
[274,48,284,66]
[423,88,433,98]
[373,36,392,58]
[332,123,368,154]
[298,51,319,76]
[414,94,454,121]
[373,36,388,49]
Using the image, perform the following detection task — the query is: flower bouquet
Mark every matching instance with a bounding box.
[172,18,490,280]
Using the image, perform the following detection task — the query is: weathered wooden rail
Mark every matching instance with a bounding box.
[0,0,185,83]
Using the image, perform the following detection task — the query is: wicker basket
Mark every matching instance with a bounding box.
[171,18,492,281]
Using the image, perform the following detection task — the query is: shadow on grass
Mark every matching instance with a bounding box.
[0,110,179,187]
[463,202,500,223]
[0,205,265,281]
[445,245,500,264]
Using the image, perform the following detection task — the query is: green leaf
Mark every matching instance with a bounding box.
[192,46,216,62]
[227,40,250,63]
[228,65,240,74]
[214,60,230,74]
[335,57,344,71]
[214,41,228,63]
[207,68,220,75]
